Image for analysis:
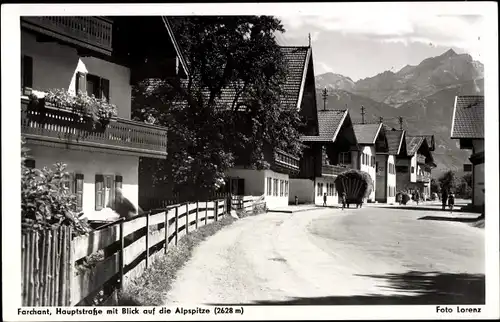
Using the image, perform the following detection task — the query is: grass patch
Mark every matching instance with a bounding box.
[116,208,263,306]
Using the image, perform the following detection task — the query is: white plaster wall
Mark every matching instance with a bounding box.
[263,170,290,209]
[473,163,485,206]
[22,30,132,119]
[314,176,339,206]
[225,168,266,196]
[289,178,314,204]
[350,150,359,169]
[410,155,417,182]
[387,155,396,204]
[358,146,376,201]
[26,145,139,216]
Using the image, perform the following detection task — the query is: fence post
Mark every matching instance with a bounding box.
[195,201,199,229]
[164,209,168,254]
[175,207,179,245]
[185,203,189,234]
[215,200,219,221]
[119,220,124,290]
[145,211,150,268]
[66,227,73,306]
[205,201,208,224]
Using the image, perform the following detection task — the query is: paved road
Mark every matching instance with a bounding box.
[164,205,485,305]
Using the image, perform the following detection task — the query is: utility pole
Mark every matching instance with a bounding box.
[322,88,328,111]
[398,116,404,130]
[361,105,366,124]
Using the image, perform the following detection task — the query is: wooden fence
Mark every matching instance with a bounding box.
[22,199,231,306]
[21,226,73,306]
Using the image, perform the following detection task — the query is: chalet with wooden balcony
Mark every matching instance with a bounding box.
[395,135,436,198]
[385,127,410,202]
[450,95,484,207]
[299,109,358,206]
[21,16,187,218]
[350,123,390,203]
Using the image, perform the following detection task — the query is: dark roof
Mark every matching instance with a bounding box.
[451,95,484,139]
[353,123,382,145]
[406,136,425,156]
[385,129,405,155]
[302,109,347,142]
[172,46,311,111]
[422,135,435,150]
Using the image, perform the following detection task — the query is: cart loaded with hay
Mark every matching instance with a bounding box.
[334,169,374,207]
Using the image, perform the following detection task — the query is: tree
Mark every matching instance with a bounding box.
[438,170,461,193]
[430,178,441,194]
[132,16,303,199]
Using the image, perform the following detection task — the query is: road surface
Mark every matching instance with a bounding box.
[164,205,485,305]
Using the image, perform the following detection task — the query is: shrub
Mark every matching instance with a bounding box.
[21,138,91,237]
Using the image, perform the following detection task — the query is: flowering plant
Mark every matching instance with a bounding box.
[38,89,118,128]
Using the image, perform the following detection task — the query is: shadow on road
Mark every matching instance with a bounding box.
[208,271,485,305]
[377,205,478,214]
[418,215,481,223]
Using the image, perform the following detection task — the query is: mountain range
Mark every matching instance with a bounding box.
[315,49,484,176]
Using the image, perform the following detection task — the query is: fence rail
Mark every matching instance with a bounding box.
[22,197,265,306]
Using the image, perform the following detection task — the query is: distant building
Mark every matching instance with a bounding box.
[450,95,484,207]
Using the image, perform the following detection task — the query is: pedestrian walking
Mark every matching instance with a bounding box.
[323,193,327,207]
[441,189,448,210]
[415,190,420,205]
[341,192,347,210]
[448,191,455,212]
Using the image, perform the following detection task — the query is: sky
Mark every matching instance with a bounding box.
[276,13,485,81]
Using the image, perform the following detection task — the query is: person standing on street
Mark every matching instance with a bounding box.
[341,192,347,210]
[415,190,420,205]
[323,193,327,207]
[441,189,448,210]
[448,191,455,212]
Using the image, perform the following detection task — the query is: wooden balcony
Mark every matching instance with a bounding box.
[417,174,431,183]
[21,16,113,55]
[416,154,426,164]
[21,98,167,159]
[322,164,348,176]
[273,149,300,172]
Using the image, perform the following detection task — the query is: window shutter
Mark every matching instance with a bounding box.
[114,175,123,209]
[76,72,87,95]
[75,174,84,212]
[95,174,104,211]
[100,78,110,102]
[22,55,33,90]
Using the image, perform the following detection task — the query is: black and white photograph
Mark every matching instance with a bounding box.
[2,2,499,321]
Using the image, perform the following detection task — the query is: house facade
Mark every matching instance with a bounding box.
[21,16,185,218]
[450,95,484,207]
[352,123,390,203]
[300,109,359,206]
[383,127,409,204]
[396,135,436,198]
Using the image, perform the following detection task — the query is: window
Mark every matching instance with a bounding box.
[76,72,110,101]
[267,177,272,196]
[64,173,84,212]
[284,181,289,197]
[273,179,278,196]
[96,174,120,210]
[317,182,324,196]
[372,156,375,167]
[21,55,33,94]
[280,180,284,197]
[338,152,351,165]
[411,166,415,174]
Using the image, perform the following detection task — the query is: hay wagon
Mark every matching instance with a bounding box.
[334,169,374,205]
